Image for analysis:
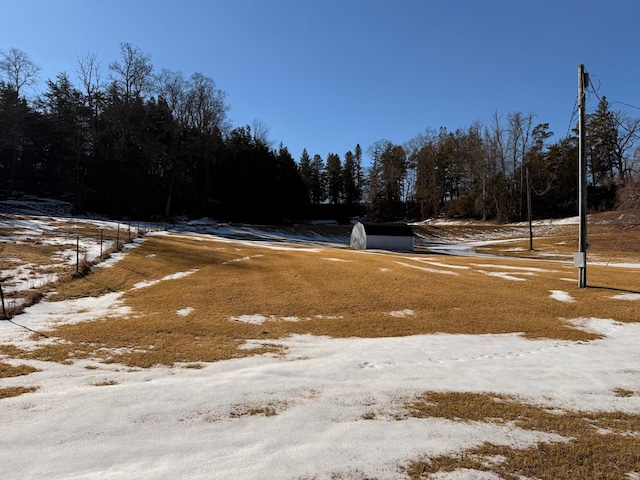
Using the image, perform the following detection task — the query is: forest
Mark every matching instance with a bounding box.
[1,43,639,224]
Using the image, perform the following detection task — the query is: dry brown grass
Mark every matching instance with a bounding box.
[91,379,119,387]
[228,401,284,418]
[2,229,636,368]
[3,289,45,318]
[0,361,40,378]
[402,391,640,479]
[0,239,75,265]
[473,216,640,265]
[0,386,38,399]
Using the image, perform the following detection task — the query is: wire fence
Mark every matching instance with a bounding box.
[1,219,168,320]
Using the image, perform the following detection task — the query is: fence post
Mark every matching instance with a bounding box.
[0,282,7,320]
[100,229,104,258]
[76,235,80,273]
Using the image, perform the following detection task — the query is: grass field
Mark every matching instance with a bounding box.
[1,209,640,479]
[10,226,640,367]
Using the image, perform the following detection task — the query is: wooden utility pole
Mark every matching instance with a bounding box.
[527,168,533,251]
[576,64,588,288]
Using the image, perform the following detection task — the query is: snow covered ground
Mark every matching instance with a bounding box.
[1,199,640,479]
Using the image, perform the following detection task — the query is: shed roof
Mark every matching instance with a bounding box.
[359,222,414,237]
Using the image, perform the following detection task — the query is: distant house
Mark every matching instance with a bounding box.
[350,222,414,251]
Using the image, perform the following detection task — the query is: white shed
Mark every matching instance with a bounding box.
[350,222,414,251]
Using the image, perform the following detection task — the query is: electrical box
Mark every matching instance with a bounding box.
[573,252,586,268]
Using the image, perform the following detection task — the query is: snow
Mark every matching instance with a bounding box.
[384,309,415,318]
[477,270,531,282]
[471,264,556,273]
[430,470,504,480]
[230,314,273,324]
[612,293,640,301]
[3,313,640,479]
[395,261,460,276]
[549,290,576,303]
[2,206,640,479]
[131,269,198,290]
[230,314,303,324]
[176,307,194,317]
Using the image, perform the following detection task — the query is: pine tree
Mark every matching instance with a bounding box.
[586,96,618,187]
[354,143,363,200]
[326,153,342,205]
[309,154,327,205]
[299,148,312,198]
[343,150,359,208]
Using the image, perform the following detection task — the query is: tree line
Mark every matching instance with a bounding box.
[1,44,639,223]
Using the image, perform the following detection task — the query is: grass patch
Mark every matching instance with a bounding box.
[91,380,119,386]
[3,289,45,318]
[0,386,38,399]
[0,240,74,267]
[0,361,40,378]
[229,402,283,418]
[183,363,205,369]
[614,387,636,398]
[402,391,640,479]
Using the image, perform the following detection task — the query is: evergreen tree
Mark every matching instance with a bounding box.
[342,150,360,208]
[273,143,308,220]
[586,96,618,187]
[354,143,364,201]
[298,148,312,200]
[0,82,34,195]
[325,152,342,205]
[0,47,40,195]
[309,154,327,205]
[413,136,440,219]
[543,136,578,217]
[37,73,92,210]
[367,140,407,219]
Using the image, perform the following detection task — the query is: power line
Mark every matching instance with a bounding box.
[565,97,579,139]
[4,318,50,338]
[587,75,640,138]
[589,74,640,110]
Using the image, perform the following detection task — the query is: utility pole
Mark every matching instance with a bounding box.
[527,168,533,251]
[575,64,588,288]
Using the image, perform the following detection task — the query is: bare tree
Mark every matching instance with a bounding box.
[156,68,188,125]
[506,111,534,217]
[488,110,507,174]
[0,47,40,97]
[612,111,640,181]
[407,129,439,219]
[616,168,640,230]
[251,118,273,148]
[77,50,103,154]
[108,42,153,103]
[77,50,102,107]
[185,72,229,134]
[463,121,486,219]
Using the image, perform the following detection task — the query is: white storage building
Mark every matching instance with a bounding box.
[350,222,414,251]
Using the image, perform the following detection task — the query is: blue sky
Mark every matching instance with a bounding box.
[2,0,640,163]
